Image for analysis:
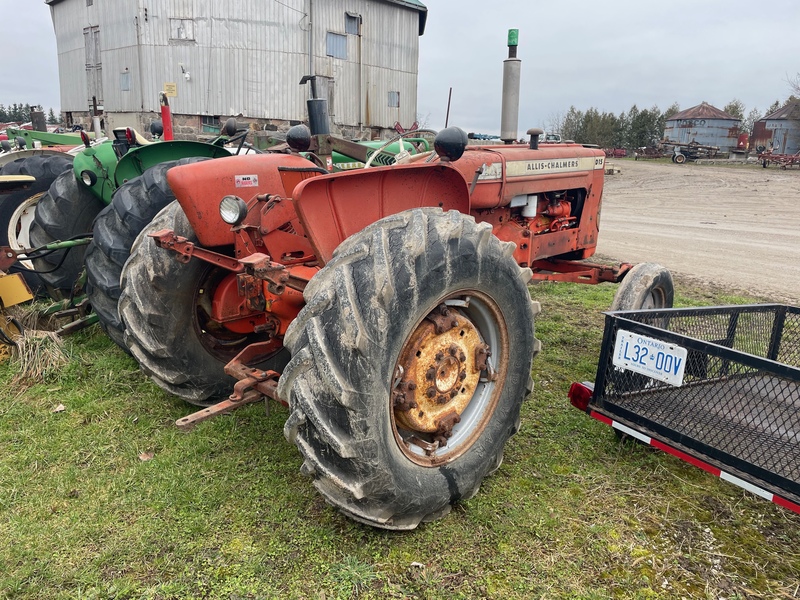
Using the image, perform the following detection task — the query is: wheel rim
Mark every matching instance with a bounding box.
[391,291,509,467]
[7,192,43,270]
[641,286,667,309]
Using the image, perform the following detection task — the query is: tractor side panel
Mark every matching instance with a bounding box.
[292,163,470,265]
[167,153,319,247]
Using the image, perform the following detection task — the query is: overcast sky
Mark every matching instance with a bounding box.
[4,0,799,134]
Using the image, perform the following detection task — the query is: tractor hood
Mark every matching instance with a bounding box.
[167,153,321,248]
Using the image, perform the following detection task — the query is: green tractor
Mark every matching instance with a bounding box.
[20,122,242,298]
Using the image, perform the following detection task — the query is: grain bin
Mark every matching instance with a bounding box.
[663,102,741,153]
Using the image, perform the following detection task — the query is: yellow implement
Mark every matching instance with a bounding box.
[0,174,36,191]
[0,272,33,360]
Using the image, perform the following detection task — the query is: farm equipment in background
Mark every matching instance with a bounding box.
[757,150,800,169]
[661,139,720,164]
[569,304,800,517]
[633,146,664,160]
[113,30,673,530]
[604,148,627,158]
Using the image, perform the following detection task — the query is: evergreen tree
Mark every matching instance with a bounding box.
[47,108,58,124]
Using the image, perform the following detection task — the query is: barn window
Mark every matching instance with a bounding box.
[87,0,93,5]
[388,91,400,108]
[345,13,360,35]
[170,18,195,41]
[326,32,347,59]
[120,70,131,92]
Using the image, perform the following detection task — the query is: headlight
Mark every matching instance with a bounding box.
[219,195,248,225]
[80,170,98,186]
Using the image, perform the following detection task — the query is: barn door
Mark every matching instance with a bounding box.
[84,26,103,108]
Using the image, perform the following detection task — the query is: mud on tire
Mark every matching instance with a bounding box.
[610,262,674,311]
[85,158,209,350]
[29,170,105,297]
[119,201,288,405]
[278,208,540,530]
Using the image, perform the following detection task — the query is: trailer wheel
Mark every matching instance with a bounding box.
[86,158,209,350]
[28,170,105,298]
[278,208,539,530]
[610,263,674,311]
[674,153,686,164]
[119,201,289,405]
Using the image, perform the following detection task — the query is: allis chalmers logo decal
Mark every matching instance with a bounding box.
[506,156,604,176]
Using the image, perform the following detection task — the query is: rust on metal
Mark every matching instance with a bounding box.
[149,229,244,271]
[529,259,632,284]
[239,252,290,295]
[0,247,20,273]
[175,391,265,431]
[394,308,483,437]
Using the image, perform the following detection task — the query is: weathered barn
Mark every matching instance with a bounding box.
[663,102,741,153]
[751,101,800,155]
[44,0,427,139]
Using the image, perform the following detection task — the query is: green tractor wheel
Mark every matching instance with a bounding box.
[28,170,105,298]
[85,157,210,350]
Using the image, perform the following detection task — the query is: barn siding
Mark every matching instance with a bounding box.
[49,0,422,131]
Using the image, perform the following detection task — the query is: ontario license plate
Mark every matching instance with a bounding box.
[612,330,687,386]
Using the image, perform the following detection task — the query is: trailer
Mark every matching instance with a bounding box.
[569,304,800,515]
[661,140,720,164]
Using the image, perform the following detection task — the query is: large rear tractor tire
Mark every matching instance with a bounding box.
[0,154,74,293]
[610,263,674,311]
[85,158,209,350]
[28,170,105,297]
[0,154,74,245]
[119,201,289,405]
[277,208,540,530]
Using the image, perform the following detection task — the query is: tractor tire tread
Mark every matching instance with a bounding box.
[277,207,537,530]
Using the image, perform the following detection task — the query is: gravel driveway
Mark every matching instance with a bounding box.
[595,159,800,304]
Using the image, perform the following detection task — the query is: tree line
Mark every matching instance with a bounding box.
[545,96,798,150]
[0,103,61,125]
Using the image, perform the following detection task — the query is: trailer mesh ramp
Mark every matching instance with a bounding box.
[591,304,800,506]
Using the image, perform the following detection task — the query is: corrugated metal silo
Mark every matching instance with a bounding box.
[751,101,800,154]
[663,102,741,153]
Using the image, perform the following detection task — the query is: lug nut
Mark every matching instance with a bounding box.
[425,367,436,381]
[407,382,417,391]
[435,351,444,361]
[459,351,466,362]
[426,387,436,398]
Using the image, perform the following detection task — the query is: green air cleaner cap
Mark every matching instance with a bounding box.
[508,29,519,47]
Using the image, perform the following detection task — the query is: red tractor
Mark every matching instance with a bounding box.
[116,37,672,530]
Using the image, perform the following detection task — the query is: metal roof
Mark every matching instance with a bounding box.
[666,102,738,121]
[762,101,800,121]
[44,0,427,33]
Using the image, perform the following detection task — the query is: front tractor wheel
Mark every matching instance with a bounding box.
[278,208,540,530]
[119,201,289,405]
[610,262,674,311]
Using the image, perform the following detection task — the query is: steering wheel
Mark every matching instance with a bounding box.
[362,129,438,168]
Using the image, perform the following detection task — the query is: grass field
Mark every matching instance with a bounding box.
[1,281,798,599]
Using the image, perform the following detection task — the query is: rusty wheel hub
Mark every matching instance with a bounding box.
[393,303,489,449]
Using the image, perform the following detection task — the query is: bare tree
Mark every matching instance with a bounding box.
[546,111,565,135]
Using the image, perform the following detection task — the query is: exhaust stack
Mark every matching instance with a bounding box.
[500,29,521,144]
